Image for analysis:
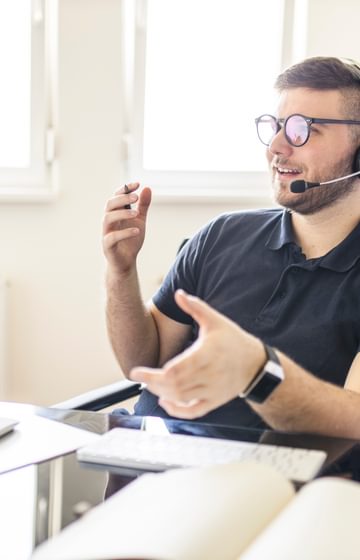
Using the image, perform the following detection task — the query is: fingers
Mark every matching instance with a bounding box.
[174,290,222,331]
[103,183,152,237]
[137,187,152,218]
[114,182,140,197]
[130,361,207,402]
[103,207,139,233]
[159,398,212,420]
[106,187,139,214]
[102,182,151,273]
[109,183,152,215]
[130,361,224,420]
[123,184,132,209]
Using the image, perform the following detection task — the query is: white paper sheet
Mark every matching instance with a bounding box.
[0,414,100,474]
[0,466,37,560]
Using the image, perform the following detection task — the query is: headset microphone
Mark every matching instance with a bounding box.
[290,169,360,193]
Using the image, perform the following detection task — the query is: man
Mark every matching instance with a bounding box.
[103,56,360,438]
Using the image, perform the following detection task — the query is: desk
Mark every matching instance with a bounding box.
[1,401,360,559]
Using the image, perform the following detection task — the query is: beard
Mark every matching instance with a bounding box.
[274,154,358,215]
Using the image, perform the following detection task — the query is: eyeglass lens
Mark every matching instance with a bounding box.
[257,114,310,147]
[285,115,309,146]
[256,115,278,145]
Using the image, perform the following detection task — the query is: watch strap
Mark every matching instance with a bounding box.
[240,344,284,403]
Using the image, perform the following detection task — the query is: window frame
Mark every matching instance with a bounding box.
[124,0,307,204]
[0,0,58,203]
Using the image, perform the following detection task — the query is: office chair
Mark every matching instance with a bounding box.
[52,378,143,412]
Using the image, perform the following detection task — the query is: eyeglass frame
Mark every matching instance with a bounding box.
[254,113,360,147]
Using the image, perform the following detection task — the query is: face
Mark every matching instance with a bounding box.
[267,88,358,214]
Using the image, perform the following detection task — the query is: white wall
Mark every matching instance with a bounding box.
[2,0,360,406]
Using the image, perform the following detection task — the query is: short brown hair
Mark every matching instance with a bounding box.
[275,56,360,90]
[275,56,360,123]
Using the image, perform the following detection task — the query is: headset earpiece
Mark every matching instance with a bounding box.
[353,147,360,174]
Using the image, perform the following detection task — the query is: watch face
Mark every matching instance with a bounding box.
[246,369,283,403]
[240,345,284,403]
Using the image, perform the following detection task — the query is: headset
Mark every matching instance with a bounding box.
[354,145,360,173]
[291,148,360,193]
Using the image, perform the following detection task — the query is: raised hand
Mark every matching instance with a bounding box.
[102,182,152,276]
[130,290,265,419]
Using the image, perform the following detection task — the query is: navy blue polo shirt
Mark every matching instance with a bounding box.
[134,208,360,427]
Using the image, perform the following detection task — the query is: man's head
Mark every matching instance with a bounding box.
[263,56,360,214]
[275,56,360,138]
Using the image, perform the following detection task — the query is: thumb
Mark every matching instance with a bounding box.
[174,289,222,332]
[138,187,152,219]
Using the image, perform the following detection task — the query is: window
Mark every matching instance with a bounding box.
[0,0,57,201]
[126,0,307,201]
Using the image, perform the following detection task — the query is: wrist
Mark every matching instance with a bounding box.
[239,338,267,392]
[106,266,142,308]
[240,342,284,403]
[106,264,137,284]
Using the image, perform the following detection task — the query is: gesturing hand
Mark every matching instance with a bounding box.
[102,182,152,276]
[130,290,265,419]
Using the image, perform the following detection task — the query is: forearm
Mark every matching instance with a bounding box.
[251,353,360,439]
[106,268,159,376]
[129,292,360,439]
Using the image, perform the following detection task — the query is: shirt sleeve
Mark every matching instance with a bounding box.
[152,217,219,324]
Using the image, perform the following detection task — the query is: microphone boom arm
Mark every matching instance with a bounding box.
[291,169,360,193]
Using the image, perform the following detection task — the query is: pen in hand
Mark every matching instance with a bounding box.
[124,184,131,209]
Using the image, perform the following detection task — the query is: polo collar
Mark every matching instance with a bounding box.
[319,221,360,271]
[266,210,360,272]
[266,210,295,250]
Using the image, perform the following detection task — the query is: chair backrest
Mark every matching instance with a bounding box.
[177,238,189,254]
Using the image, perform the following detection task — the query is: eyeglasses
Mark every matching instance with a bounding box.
[255,113,360,147]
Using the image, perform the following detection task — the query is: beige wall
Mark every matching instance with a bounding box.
[306,0,360,58]
[1,0,360,406]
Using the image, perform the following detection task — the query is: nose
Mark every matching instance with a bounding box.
[268,127,293,157]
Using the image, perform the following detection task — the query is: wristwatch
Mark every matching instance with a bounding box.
[240,344,284,403]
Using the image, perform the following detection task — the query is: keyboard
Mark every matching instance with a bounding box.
[77,427,327,483]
